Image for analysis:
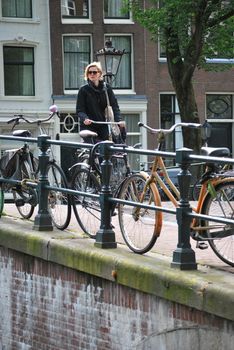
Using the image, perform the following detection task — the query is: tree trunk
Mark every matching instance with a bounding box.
[172,78,202,154]
[172,78,203,184]
[165,31,202,154]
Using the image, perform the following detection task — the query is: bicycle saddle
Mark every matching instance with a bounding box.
[12,130,32,137]
[201,146,230,158]
[79,130,98,139]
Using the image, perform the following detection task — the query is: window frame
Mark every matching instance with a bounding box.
[205,93,234,147]
[63,34,92,93]
[61,0,92,24]
[206,94,233,120]
[103,0,133,24]
[3,45,35,97]
[206,93,234,152]
[104,34,134,92]
[1,0,32,19]
[160,93,183,166]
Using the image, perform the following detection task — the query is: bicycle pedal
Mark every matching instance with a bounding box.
[28,197,37,207]
[15,198,25,207]
[196,242,208,250]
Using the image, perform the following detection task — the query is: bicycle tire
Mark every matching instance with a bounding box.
[201,179,234,267]
[12,159,35,219]
[47,162,71,230]
[118,173,163,254]
[0,188,4,217]
[192,179,202,201]
[71,167,101,238]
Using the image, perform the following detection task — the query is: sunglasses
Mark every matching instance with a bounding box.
[88,70,98,75]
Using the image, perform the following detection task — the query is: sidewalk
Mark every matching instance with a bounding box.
[2,203,233,273]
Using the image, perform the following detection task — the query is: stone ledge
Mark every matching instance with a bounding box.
[0,215,233,322]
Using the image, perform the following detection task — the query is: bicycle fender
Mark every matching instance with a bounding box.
[139,170,163,237]
[198,177,234,213]
[68,162,90,173]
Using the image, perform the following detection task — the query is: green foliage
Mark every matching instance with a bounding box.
[124,0,234,148]
[128,0,234,72]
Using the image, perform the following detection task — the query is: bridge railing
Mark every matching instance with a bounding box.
[1,134,234,270]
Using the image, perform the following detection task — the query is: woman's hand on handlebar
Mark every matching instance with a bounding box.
[84,118,92,125]
[118,121,126,128]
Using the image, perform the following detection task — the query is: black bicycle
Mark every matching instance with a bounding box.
[69,123,141,238]
[0,105,71,230]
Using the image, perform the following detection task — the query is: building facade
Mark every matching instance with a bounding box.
[0,0,54,156]
[50,0,234,169]
[50,0,152,170]
[0,0,233,170]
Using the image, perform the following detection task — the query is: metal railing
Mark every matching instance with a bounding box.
[1,134,234,270]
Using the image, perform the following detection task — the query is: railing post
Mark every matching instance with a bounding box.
[33,135,53,231]
[95,141,117,249]
[171,148,197,270]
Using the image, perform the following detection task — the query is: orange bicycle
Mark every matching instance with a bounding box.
[118,122,234,266]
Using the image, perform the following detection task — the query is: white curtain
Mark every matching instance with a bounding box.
[110,36,131,89]
[124,114,141,170]
[4,47,34,96]
[21,48,34,95]
[64,37,90,89]
[105,0,128,18]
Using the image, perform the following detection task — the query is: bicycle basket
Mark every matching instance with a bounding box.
[0,150,18,178]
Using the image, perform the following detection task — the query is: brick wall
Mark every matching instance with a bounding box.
[0,247,233,350]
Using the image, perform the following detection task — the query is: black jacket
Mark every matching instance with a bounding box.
[76,80,122,141]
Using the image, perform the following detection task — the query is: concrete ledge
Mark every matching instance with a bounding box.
[0,215,233,322]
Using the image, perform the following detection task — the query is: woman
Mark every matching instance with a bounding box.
[76,61,126,143]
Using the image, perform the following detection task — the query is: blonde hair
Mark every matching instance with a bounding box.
[84,61,103,80]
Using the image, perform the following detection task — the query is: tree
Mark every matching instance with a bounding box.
[126,0,234,151]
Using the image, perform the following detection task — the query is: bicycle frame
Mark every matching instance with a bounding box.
[142,154,234,231]
[143,156,180,207]
[69,125,132,192]
[138,122,234,237]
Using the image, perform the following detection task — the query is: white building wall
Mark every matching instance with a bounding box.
[0,0,53,149]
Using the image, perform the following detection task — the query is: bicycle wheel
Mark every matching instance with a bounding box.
[12,160,35,219]
[47,162,71,230]
[71,167,101,238]
[118,173,163,254]
[192,179,202,201]
[201,179,234,266]
[0,188,4,217]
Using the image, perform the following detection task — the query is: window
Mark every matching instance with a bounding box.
[105,36,132,89]
[4,46,34,96]
[207,95,232,119]
[206,94,233,152]
[104,0,129,19]
[206,1,234,62]
[61,0,89,18]
[2,0,32,18]
[63,36,91,90]
[158,31,167,60]
[120,114,140,169]
[160,94,182,165]
[59,113,79,133]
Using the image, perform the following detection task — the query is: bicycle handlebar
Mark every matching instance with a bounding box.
[138,122,201,134]
[7,105,59,128]
[90,120,126,126]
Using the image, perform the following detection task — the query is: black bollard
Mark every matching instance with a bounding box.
[95,141,117,249]
[171,148,197,270]
[33,135,53,231]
